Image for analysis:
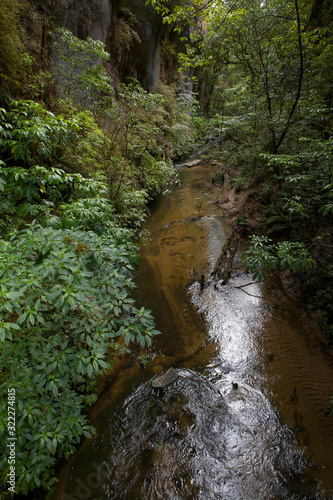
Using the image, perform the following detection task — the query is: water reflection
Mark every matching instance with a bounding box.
[189,276,307,499]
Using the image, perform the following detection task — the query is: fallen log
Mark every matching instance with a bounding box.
[209,232,240,285]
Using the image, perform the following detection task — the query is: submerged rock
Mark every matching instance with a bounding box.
[212,172,224,187]
[183,159,202,168]
[152,368,179,389]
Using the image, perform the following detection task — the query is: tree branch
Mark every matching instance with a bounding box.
[275,0,304,152]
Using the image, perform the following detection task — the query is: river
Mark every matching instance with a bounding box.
[53,159,333,499]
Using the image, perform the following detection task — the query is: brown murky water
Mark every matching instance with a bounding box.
[53,161,333,500]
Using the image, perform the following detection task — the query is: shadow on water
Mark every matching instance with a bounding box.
[53,162,333,500]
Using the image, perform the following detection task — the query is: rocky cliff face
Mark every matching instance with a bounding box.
[109,0,163,89]
[39,0,113,41]
[38,0,166,90]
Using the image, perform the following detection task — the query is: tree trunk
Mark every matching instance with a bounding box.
[275,0,303,152]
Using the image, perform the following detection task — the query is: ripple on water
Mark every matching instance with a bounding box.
[91,363,309,500]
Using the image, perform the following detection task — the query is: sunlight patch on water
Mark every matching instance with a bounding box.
[190,274,264,381]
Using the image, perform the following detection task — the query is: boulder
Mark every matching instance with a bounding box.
[212,172,224,187]
[183,159,202,168]
[152,367,179,389]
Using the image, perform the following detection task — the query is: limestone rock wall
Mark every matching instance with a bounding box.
[38,0,166,90]
[109,0,163,89]
[39,0,113,41]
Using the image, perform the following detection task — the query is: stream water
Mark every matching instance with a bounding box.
[54,160,333,499]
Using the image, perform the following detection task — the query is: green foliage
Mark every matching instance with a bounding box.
[58,197,115,232]
[0,20,200,498]
[137,154,175,195]
[170,91,196,157]
[116,189,150,230]
[0,86,168,497]
[0,161,112,234]
[319,174,333,216]
[0,164,68,231]
[52,28,114,109]
[147,0,205,30]
[258,138,333,239]
[157,0,308,154]
[105,80,192,161]
[191,115,212,141]
[60,107,107,175]
[242,235,314,281]
[0,223,159,495]
[0,101,79,166]
[48,31,193,226]
[0,91,181,230]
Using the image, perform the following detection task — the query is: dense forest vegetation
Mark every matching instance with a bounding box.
[0,0,332,496]
[150,0,333,334]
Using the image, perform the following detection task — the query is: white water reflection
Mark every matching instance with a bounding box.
[191,274,263,380]
[188,275,308,499]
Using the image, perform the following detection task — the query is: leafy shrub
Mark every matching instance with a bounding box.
[242,235,314,281]
[52,28,114,109]
[0,224,159,495]
[0,162,111,234]
[0,101,79,166]
[58,197,115,232]
[116,189,150,229]
[137,154,175,196]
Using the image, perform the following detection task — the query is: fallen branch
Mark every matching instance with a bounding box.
[234,280,260,288]
[208,231,240,285]
[234,287,262,299]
